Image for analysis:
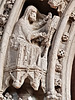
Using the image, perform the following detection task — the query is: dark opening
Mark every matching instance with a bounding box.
[71,57,75,100]
[55,86,62,94]
[20,0,58,18]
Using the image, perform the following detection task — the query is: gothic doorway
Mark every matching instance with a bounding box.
[71,57,75,100]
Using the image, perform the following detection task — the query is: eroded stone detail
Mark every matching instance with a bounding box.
[2,6,60,99]
[54,15,74,100]
[0,0,75,100]
[0,15,8,40]
[55,61,62,73]
[48,0,70,14]
[0,0,16,41]
[62,32,69,42]
[8,5,52,92]
[1,0,74,99]
[70,7,75,20]
[57,49,65,58]
[3,92,22,100]
[47,91,58,100]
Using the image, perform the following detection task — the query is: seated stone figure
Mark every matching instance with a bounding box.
[7,5,59,92]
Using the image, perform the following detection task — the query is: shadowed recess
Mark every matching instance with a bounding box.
[20,0,58,17]
[3,78,45,100]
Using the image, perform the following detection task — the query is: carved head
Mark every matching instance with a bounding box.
[23,5,37,23]
[29,10,37,22]
[23,5,46,23]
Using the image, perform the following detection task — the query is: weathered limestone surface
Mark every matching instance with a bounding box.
[0,0,75,100]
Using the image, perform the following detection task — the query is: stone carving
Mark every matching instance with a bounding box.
[70,7,75,20]
[55,61,62,73]
[55,78,62,88]
[3,92,22,100]
[0,14,7,40]
[4,1,13,15]
[3,93,13,100]
[55,72,62,87]
[62,32,69,42]
[5,5,60,93]
[2,0,15,17]
[57,49,65,58]
[8,5,52,92]
[0,0,75,99]
[0,0,16,41]
[47,91,58,99]
[48,0,69,14]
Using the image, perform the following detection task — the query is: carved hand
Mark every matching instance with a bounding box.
[31,32,46,39]
[41,35,50,47]
[42,32,48,38]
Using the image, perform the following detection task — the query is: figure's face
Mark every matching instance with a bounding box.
[29,11,37,22]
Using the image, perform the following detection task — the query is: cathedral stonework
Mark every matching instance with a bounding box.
[0,0,75,100]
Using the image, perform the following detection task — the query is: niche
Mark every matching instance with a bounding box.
[20,0,58,18]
